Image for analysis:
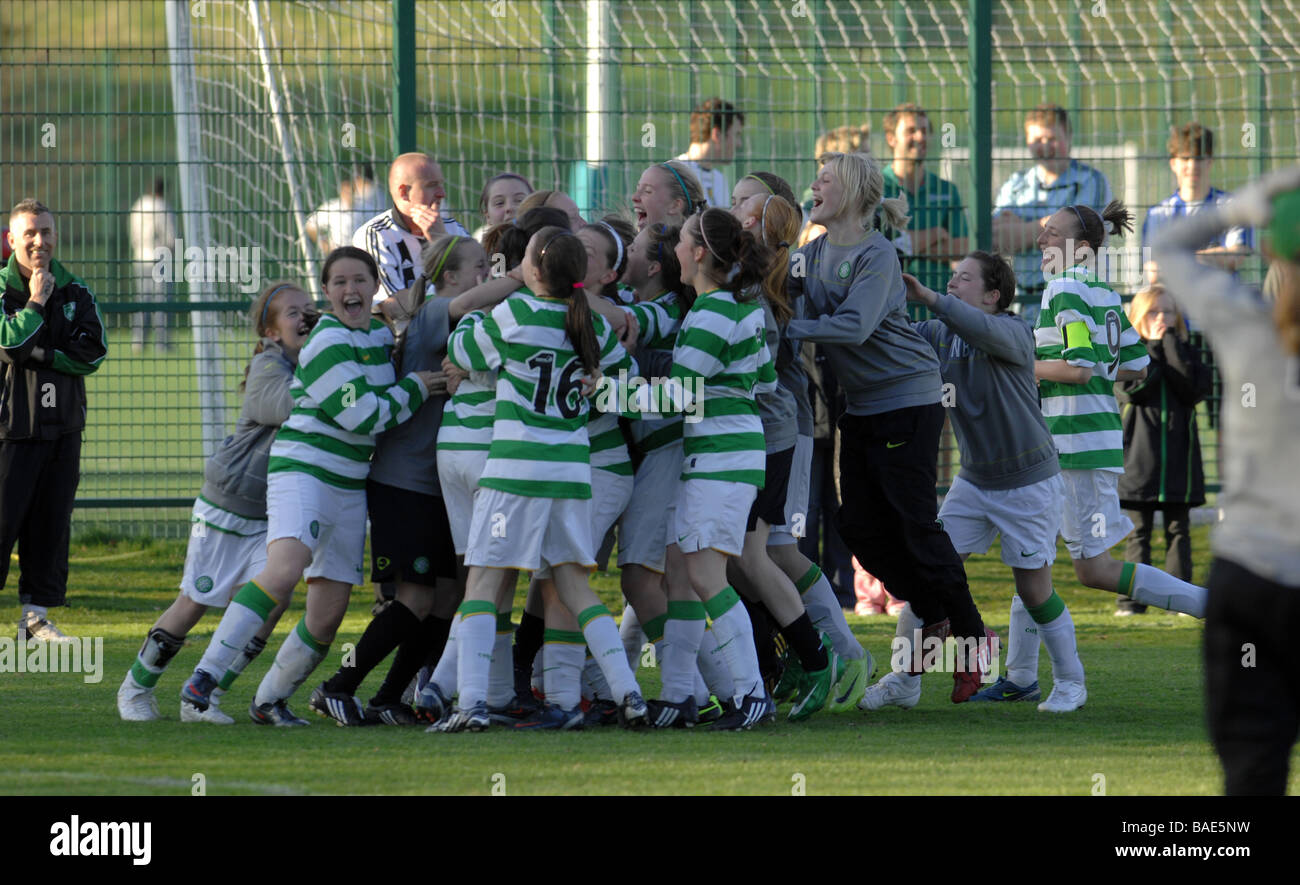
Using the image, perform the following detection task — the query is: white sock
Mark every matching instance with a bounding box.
[1129,563,1206,618]
[697,627,734,700]
[1038,604,1085,687]
[707,594,764,702]
[890,603,925,674]
[487,622,515,708]
[580,611,639,701]
[430,613,460,694]
[254,620,328,706]
[662,616,705,703]
[456,610,496,709]
[544,642,586,710]
[1006,594,1041,686]
[581,653,612,701]
[619,604,645,671]
[195,593,269,679]
[802,570,865,660]
[23,603,48,620]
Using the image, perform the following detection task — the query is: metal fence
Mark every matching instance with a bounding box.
[2,0,1298,536]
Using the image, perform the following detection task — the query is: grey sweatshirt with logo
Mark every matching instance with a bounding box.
[913,292,1059,490]
[786,231,943,416]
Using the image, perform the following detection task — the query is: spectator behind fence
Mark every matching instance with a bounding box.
[127,178,178,354]
[880,102,969,295]
[2,198,108,642]
[993,104,1112,323]
[675,98,745,209]
[305,164,385,255]
[1114,283,1211,616]
[1142,122,1253,285]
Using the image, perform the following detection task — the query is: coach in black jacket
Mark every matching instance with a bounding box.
[0,199,107,641]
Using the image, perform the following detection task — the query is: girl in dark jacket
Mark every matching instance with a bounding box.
[1115,284,1211,614]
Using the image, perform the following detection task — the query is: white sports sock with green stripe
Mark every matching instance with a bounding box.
[1005,594,1041,686]
[456,601,497,709]
[581,653,612,701]
[254,618,329,706]
[1124,562,1206,618]
[693,668,711,706]
[703,587,763,701]
[1027,591,1085,686]
[796,564,864,660]
[430,612,459,694]
[577,605,638,701]
[697,626,734,700]
[487,612,515,708]
[661,601,706,703]
[544,630,586,710]
[195,581,277,680]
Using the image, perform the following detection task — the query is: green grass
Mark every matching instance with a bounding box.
[4,526,1292,796]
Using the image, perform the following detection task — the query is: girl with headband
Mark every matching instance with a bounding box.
[118,281,318,723]
[632,161,705,231]
[180,247,441,726]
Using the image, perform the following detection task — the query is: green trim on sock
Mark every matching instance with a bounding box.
[576,604,611,630]
[544,628,586,645]
[232,581,277,621]
[1119,562,1136,596]
[496,612,514,632]
[458,599,497,619]
[294,618,328,654]
[129,659,161,688]
[1025,591,1066,624]
[643,613,667,643]
[702,586,741,621]
[795,564,821,594]
[217,669,239,691]
[666,600,706,620]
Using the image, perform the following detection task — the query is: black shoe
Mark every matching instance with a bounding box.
[309,684,367,726]
[646,695,698,729]
[696,695,728,725]
[710,691,776,731]
[365,701,421,726]
[249,699,310,727]
[488,691,542,725]
[582,698,620,727]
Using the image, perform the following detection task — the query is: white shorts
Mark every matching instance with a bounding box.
[437,447,490,555]
[266,471,368,585]
[180,499,268,608]
[1059,468,1135,560]
[465,486,595,574]
[768,434,813,546]
[591,468,634,544]
[616,442,683,572]
[938,473,1063,570]
[667,478,757,558]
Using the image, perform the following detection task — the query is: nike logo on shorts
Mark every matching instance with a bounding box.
[886,441,906,449]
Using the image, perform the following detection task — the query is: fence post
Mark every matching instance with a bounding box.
[392,0,416,155]
[969,0,992,251]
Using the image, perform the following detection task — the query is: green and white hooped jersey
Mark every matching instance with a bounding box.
[623,290,685,454]
[448,289,632,499]
[587,292,638,475]
[1034,265,1150,472]
[268,314,426,490]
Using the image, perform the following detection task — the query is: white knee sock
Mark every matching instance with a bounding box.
[430,612,460,694]
[798,565,865,660]
[455,606,497,709]
[544,639,586,710]
[195,581,276,679]
[889,603,925,674]
[1127,563,1206,618]
[578,606,639,701]
[662,606,706,703]
[1005,594,1041,686]
[254,619,328,706]
[487,615,515,708]
[705,589,763,702]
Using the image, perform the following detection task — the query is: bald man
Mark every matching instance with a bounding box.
[353,153,470,317]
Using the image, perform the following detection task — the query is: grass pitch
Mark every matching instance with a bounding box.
[2,526,1293,796]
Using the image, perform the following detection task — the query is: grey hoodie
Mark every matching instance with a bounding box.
[786,231,943,416]
[913,292,1059,490]
[200,340,295,519]
[1153,207,1300,586]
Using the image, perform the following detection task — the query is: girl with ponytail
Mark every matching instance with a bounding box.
[435,226,649,732]
[789,151,994,706]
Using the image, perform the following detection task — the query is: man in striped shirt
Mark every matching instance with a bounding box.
[993,104,1113,322]
[352,153,470,315]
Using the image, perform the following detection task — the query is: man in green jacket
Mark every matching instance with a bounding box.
[1,199,107,641]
